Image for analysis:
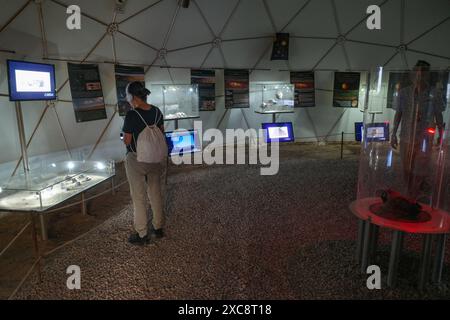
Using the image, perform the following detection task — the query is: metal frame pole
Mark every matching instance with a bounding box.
[387,230,404,287]
[39,213,48,241]
[432,234,447,284]
[360,220,372,273]
[15,102,30,175]
[30,213,42,282]
[418,234,433,291]
[81,192,87,215]
[356,219,365,263]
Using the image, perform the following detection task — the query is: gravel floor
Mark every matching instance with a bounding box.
[13,157,450,300]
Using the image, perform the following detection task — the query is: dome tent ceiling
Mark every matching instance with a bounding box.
[0,0,449,72]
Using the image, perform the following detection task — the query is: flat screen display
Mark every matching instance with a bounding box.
[7,60,57,101]
[366,122,390,142]
[262,122,295,143]
[355,122,364,142]
[165,130,202,156]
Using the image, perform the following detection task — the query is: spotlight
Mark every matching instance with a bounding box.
[96,162,106,170]
[0,187,3,193]
[179,0,190,8]
[68,162,75,170]
[115,0,128,13]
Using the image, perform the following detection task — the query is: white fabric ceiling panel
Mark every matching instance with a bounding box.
[57,0,115,24]
[118,0,177,50]
[42,1,107,60]
[0,3,42,54]
[0,0,28,28]
[165,4,213,51]
[201,47,225,69]
[345,42,397,70]
[333,0,379,35]
[221,0,274,39]
[284,0,338,38]
[193,0,239,37]
[408,21,450,59]
[114,32,158,66]
[345,0,402,46]
[315,44,348,70]
[289,38,336,70]
[221,38,270,69]
[166,44,211,68]
[265,0,310,32]
[404,0,450,44]
[116,0,164,24]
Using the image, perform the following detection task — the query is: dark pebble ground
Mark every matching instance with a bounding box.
[13,157,450,299]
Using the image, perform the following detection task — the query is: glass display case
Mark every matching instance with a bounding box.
[150,84,200,120]
[0,160,115,212]
[357,66,450,224]
[251,83,295,114]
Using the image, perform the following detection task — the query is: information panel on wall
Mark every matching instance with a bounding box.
[115,64,146,116]
[191,69,216,112]
[333,72,361,108]
[67,63,107,123]
[224,69,249,109]
[290,71,315,108]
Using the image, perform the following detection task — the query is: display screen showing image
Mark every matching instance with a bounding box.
[333,72,361,108]
[165,130,201,156]
[262,122,295,143]
[7,60,56,101]
[366,123,390,142]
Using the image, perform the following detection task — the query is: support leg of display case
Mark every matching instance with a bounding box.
[369,225,380,262]
[81,192,88,215]
[111,176,116,196]
[418,234,433,291]
[432,234,447,284]
[30,213,42,282]
[356,219,365,263]
[39,213,48,241]
[360,220,372,273]
[272,113,276,124]
[387,230,404,288]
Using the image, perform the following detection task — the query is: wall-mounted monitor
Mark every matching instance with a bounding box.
[7,60,56,101]
[366,122,390,142]
[262,122,295,143]
[165,130,202,156]
[355,122,364,142]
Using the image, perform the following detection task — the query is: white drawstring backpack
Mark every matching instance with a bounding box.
[134,109,168,163]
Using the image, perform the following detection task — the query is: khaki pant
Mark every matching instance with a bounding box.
[125,152,166,237]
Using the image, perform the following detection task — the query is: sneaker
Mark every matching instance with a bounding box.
[153,229,165,239]
[128,233,149,246]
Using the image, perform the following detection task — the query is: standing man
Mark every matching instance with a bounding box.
[391,61,446,202]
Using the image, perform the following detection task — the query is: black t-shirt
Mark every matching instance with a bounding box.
[122,106,164,153]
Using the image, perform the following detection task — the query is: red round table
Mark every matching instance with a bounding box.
[350,198,450,289]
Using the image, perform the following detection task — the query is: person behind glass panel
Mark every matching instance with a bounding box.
[391,60,446,202]
[122,82,166,246]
